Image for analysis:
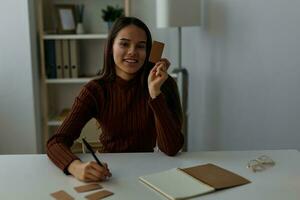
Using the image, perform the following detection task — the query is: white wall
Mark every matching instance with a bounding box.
[0,0,40,153]
[132,0,300,151]
[185,0,300,150]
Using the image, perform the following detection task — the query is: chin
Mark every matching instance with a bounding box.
[125,69,141,75]
[123,65,142,73]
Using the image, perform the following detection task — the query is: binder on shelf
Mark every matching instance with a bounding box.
[44,40,56,78]
[69,39,80,78]
[139,163,250,200]
[55,40,63,78]
[62,40,70,78]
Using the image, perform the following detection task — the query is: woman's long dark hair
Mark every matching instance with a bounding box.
[98,17,152,89]
[98,17,183,124]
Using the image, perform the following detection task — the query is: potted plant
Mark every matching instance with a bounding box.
[75,4,85,34]
[101,5,124,30]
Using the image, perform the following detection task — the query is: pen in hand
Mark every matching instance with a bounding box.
[82,138,104,167]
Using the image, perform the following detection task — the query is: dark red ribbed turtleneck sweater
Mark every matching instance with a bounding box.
[47,76,184,173]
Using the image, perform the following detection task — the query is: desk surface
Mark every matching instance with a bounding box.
[0,150,299,200]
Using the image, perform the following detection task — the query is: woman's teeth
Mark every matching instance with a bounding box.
[125,59,137,63]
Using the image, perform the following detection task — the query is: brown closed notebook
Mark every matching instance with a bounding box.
[180,163,250,190]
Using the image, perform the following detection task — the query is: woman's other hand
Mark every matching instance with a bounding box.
[67,160,112,182]
[148,58,170,99]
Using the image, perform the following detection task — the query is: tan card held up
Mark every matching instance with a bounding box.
[149,41,165,63]
[74,183,103,193]
[181,163,251,190]
[85,190,114,200]
[50,190,74,200]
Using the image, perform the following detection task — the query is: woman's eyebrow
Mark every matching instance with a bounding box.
[120,38,130,41]
[119,38,146,44]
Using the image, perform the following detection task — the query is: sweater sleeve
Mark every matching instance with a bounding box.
[46,81,99,174]
[148,77,184,156]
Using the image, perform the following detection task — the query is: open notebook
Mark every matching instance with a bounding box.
[139,163,250,200]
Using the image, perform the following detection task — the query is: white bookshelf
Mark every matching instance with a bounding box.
[46,77,95,84]
[43,34,108,40]
[47,120,62,126]
[38,0,130,152]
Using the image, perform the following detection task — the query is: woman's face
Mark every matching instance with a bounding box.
[113,25,147,80]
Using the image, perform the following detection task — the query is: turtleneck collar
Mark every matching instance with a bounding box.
[115,74,140,88]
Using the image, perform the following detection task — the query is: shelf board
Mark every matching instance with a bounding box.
[43,33,108,40]
[46,78,94,84]
[48,120,62,126]
[46,74,177,84]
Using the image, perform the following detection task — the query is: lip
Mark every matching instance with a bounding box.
[123,58,138,63]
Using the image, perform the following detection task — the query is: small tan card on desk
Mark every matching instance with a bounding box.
[149,41,165,63]
[85,190,113,200]
[74,183,103,193]
[50,190,74,200]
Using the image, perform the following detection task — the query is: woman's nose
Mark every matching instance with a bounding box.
[128,46,137,55]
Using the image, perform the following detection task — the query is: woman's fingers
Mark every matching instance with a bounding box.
[103,163,112,177]
[151,63,167,77]
[157,58,170,70]
[152,58,170,71]
[152,58,170,77]
[148,58,170,98]
[81,161,111,182]
[86,171,107,181]
[157,65,167,75]
[84,173,103,182]
[90,161,111,177]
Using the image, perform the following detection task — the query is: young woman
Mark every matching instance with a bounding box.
[47,17,184,182]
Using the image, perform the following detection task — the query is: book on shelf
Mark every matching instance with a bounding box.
[69,39,80,78]
[44,40,56,78]
[139,163,250,200]
[55,40,63,78]
[48,39,81,79]
[62,40,70,78]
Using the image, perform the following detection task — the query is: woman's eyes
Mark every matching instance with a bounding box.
[119,42,129,47]
[137,44,146,49]
[119,42,146,49]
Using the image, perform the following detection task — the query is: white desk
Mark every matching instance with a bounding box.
[0,150,299,200]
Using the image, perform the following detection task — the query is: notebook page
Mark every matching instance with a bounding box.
[139,168,215,200]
